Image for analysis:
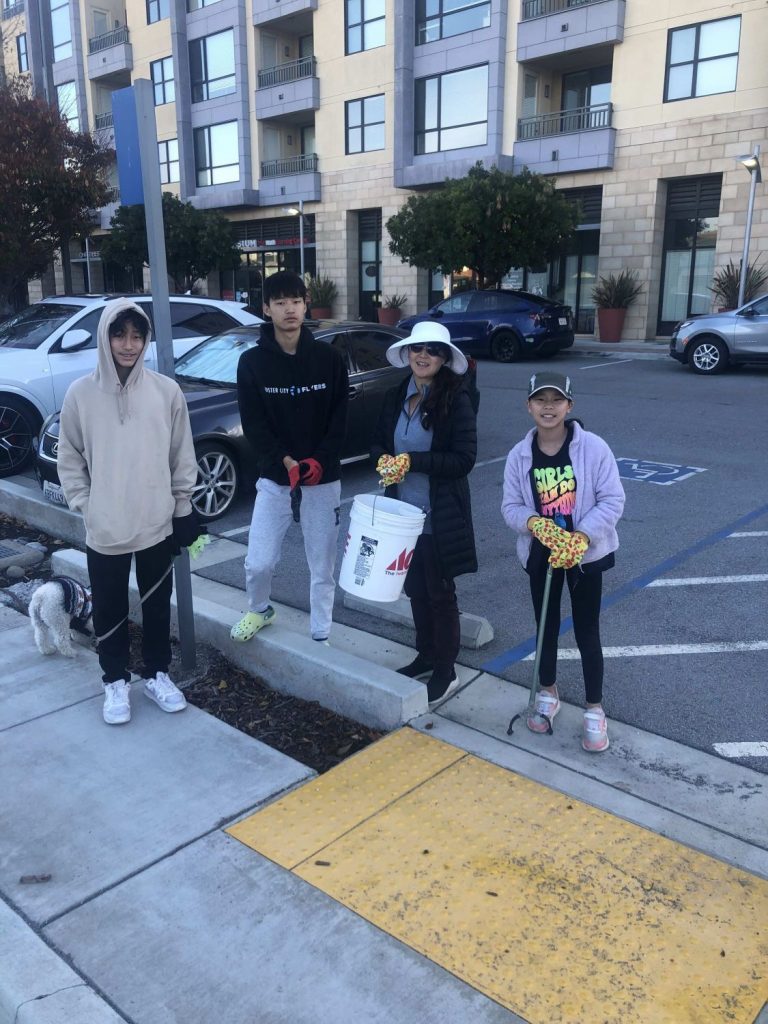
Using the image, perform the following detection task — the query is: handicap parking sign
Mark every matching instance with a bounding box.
[616,458,706,485]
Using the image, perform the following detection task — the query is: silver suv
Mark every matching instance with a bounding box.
[669,294,768,374]
[0,294,261,476]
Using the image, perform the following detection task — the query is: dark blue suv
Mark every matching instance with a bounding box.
[398,290,574,363]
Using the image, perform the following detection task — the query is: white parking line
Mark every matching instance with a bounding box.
[580,358,635,370]
[523,640,768,660]
[729,531,768,537]
[647,574,768,587]
[713,742,768,758]
[218,525,249,538]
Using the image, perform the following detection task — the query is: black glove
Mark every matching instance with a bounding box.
[171,511,206,555]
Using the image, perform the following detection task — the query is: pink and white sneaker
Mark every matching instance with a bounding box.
[582,708,609,752]
[527,691,560,734]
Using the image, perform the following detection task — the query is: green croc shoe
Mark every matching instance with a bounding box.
[230,606,276,642]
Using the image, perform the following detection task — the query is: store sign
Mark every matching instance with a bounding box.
[238,237,302,251]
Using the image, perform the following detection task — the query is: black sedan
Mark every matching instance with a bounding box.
[36,320,410,520]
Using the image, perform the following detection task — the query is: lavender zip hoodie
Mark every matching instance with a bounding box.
[501,421,625,567]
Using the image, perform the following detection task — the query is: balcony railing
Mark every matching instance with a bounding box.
[94,111,114,131]
[1,1,25,19]
[517,102,612,139]
[521,0,599,18]
[260,153,318,178]
[88,25,129,53]
[258,54,316,89]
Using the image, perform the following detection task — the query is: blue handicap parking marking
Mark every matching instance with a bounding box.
[616,458,706,486]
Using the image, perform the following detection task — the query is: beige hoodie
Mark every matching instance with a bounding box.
[58,297,198,555]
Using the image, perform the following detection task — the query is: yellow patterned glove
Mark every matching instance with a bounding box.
[548,531,589,570]
[376,453,411,487]
[188,534,212,560]
[530,516,570,550]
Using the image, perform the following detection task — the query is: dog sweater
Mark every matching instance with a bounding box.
[53,576,93,626]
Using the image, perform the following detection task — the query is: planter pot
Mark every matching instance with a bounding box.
[309,305,332,319]
[377,307,402,326]
[597,307,627,343]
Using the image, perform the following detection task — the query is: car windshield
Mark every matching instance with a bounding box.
[0,303,86,349]
[174,329,261,384]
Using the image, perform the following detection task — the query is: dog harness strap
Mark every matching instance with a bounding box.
[94,562,174,644]
[53,575,93,624]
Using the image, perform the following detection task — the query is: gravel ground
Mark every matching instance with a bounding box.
[1,513,383,773]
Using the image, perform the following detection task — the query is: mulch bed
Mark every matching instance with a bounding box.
[1,512,383,773]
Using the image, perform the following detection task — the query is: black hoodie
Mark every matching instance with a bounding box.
[237,322,349,485]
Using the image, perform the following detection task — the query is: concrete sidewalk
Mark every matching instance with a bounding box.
[2,566,767,1022]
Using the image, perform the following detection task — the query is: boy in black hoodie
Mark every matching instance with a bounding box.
[231,271,349,643]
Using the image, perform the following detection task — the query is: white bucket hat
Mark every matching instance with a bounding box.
[385,320,469,375]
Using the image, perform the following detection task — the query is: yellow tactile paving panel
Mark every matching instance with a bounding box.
[229,730,768,1024]
[227,727,463,868]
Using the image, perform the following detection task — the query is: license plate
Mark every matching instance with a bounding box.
[558,317,568,326]
[43,481,67,507]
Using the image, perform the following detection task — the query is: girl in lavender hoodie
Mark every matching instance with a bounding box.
[501,372,624,752]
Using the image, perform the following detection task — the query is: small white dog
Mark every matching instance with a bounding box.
[29,576,93,658]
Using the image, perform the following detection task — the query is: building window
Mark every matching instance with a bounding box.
[664,16,740,101]
[345,94,385,154]
[151,57,175,105]
[189,30,236,102]
[346,0,384,55]
[158,139,180,184]
[50,0,72,61]
[194,121,239,186]
[56,81,79,132]
[416,0,490,45]
[188,0,221,9]
[415,64,488,154]
[146,0,168,22]
[16,33,28,72]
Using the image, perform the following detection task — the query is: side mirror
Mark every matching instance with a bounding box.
[737,307,756,318]
[59,328,91,352]
[431,309,444,318]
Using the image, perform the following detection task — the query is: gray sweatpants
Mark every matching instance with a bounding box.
[244,477,341,640]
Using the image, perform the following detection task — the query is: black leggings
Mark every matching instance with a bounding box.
[87,538,174,684]
[404,534,460,675]
[528,561,604,704]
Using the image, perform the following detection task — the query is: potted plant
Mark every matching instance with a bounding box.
[377,293,407,326]
[307,274,338,318]
[710,259,768,312]
[591,269,643,342]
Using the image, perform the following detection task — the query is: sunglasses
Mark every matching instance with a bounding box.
[409,343,449,358]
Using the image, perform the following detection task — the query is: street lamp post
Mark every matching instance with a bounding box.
[736,145,762,309]
[284,199,304,278]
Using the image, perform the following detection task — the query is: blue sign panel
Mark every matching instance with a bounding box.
[616,458,706,486]
[112,87,143,206]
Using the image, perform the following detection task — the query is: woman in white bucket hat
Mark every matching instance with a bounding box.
[371,320,478,710]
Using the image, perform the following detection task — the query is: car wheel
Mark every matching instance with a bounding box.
[192,442,239,520]
[688,336,728,375]
[490,330,521,363]
[0,396,42,477]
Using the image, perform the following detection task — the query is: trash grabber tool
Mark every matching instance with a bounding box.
[507,562,555,736]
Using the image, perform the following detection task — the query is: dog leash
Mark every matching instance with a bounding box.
[95,562,175,644]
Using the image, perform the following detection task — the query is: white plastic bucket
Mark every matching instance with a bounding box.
[339,494,426,603]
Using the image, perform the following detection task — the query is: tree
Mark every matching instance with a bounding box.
[386,164,579,289]
[0,77,112,309]
[100,193,242,293]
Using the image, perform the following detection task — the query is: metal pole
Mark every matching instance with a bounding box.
[299,199,305,279]
[133,78,196,669]
[738,145,760,310]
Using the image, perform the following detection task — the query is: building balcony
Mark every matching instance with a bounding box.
[517,0,625,63]
[258,153,320,204]
[1,1,24,20]
[514,103,615,173]
[255,56,319,120]
[253,0,316,28]
[87,27,132,81]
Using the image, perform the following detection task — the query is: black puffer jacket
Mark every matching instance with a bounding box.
[371,376,478,581]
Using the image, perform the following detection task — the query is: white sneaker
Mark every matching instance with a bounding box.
[144,672,187,713]
[103,680,131,725]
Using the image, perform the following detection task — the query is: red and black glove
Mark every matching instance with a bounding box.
[299,458,323,486]
[287,463,301,491]
[287,463,302,522]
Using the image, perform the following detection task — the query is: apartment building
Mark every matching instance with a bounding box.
[1,0,766,337]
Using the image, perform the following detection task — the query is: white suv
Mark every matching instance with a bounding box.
[0,294,262,476]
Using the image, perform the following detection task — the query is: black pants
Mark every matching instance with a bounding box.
[87,538,174,684]
[403,534,460,675]
[528,560,604,704]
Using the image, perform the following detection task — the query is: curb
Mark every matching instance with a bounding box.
[342,592,494,649]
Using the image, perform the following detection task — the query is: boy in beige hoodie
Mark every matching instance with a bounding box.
[58,298,199,725]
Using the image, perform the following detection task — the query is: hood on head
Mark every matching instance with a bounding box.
[95,298,153,389]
